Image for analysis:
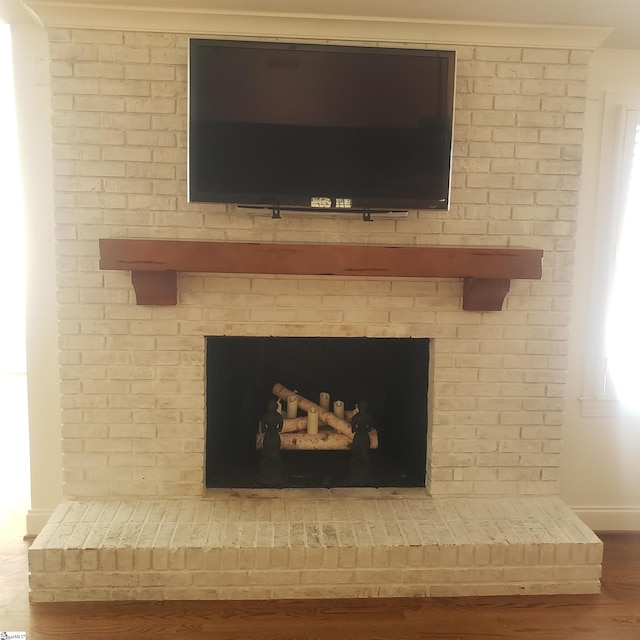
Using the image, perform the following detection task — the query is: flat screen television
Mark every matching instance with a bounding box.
[188,39,455,214]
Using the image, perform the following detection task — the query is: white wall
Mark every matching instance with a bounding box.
[561,49,640,531]
[5,6,63,535]
[6,10,639,531]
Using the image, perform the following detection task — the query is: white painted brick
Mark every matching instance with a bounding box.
[523,49,570,64]
[47,28,71,43]
[544,64,588,81]
[51,100,75,119]
[496,63,544,79]
[70,29,122,45]
[50,43,99,62]
[540,128,583,145]
[51,77,100,95]
[563,47,589,64]
[47,32,585,502]
[457,60,497,77]
[125,63,176,81]
[74,95,126,112]
[522,79,568,96]
[46,59,72,78]
[475,47,522,62]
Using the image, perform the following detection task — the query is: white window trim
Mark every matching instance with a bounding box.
[581,92,640,418]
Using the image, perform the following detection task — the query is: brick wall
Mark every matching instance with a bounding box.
[48,29,588,500]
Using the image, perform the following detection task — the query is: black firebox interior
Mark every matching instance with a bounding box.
[205,336,429,488]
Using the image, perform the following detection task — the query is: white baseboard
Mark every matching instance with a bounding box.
[26,508,54,537]
[572,506,640,532]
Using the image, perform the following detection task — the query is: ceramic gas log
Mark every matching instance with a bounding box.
[260,383,378,451]
[272,383,356,440]
[256,429,379,451]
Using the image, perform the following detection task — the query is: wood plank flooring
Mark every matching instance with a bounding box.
[2,510,639,640]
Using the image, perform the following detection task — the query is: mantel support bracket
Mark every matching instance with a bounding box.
[462,278,511,312]
[131,271,177,305]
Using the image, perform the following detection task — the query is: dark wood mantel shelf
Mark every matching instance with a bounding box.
[98,238,543,311]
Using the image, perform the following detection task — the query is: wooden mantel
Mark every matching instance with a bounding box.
[98,238,543,311]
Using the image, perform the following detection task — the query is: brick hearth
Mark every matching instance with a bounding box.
[29,494,601,602]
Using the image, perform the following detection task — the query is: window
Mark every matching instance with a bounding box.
[605,109,640,410]
[581,93,640,416]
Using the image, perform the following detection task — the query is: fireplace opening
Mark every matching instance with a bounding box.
[205,336,429,489]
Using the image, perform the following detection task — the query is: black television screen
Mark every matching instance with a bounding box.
[188,39,455,213]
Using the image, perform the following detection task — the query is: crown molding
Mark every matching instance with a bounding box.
[1,0,42,24]
[23,1,612,49]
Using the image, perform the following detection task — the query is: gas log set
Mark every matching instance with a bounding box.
[256,383,378,486]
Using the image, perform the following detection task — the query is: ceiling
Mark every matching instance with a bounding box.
[4,0,640,48]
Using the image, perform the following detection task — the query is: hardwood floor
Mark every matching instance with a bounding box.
[1,512,638,640]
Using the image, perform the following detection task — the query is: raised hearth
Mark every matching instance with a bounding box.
[29,494,602,602]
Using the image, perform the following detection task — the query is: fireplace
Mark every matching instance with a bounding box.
[26,24,607,603]
[205,336,430,489]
